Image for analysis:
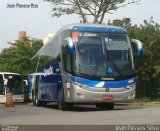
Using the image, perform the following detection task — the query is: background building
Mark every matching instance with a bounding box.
[9,31,42,48]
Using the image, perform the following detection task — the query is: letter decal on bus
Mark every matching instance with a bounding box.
[44,66,54,77]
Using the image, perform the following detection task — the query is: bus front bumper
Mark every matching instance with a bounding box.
[13,95,24,102]
[66,83,136,103]
[0,95,6,103]
[0,95,24,103]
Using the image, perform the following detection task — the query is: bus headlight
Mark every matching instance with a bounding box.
[126,83,135,89]
[72,82,88,89]
[128,93,135,99]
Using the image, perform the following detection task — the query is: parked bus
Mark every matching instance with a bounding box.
[0,72,24,103]
[28,73,44,101]
[31,23,143,110]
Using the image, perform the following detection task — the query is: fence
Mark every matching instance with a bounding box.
[136,79,160,99]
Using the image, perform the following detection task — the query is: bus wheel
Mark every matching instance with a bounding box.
[35,93,43,107]
[35,94,39,106]
[32,91,45,107]
[58,88,70,111]
[32,92,36,106]
[96,103,114,110]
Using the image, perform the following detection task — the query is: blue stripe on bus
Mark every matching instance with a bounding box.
[72,26,125,33]
[71,76,135,88]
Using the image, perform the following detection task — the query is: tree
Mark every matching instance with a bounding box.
[0,37,43,78]
[44,0,140,23]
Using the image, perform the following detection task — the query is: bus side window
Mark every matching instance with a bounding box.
[0,74,4,86]
[61,30,72,73]
[62,46,71,73]
[0,74,4,95]
[65,46,71,72]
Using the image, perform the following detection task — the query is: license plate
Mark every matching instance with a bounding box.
[102,95,113,100]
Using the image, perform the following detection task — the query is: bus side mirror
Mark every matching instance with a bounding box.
[65,37,75,55]
[130,39,143,56]
[23,80,28,86]
[4,79,8,86]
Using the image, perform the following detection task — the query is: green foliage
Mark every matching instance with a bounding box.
[0,37,43,78]
[32,40,43,54]
[136,97,160,102]
[44,0,140,23]
[136,97,152,102]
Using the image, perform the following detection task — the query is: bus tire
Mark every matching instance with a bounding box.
[96,103,114,110]
[33,91,42,107]
[58,88,71,111]
[35,94,40,106]
[32,91,36,106]
[35,93,45,107]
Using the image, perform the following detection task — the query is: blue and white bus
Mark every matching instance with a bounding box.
[28,73,44,101]
[31,23,143,110]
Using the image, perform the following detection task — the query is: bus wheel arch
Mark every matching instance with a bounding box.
[32,89,44,107]
[32,89,39,106]
[57,86,71,111]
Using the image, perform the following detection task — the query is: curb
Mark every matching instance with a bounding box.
[128,102,160,106]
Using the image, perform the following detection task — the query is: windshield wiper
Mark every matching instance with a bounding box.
[103,38,123,77]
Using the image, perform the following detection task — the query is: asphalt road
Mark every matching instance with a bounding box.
[0,103,160,126]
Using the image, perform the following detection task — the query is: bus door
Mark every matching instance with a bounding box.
[7,75,14,92]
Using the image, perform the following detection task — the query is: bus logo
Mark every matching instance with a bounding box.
[44,66,54,77]
[107,67,113,74]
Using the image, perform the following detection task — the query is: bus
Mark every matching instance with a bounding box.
[31,23,143,110]
[0,72,24,103]
[28,73,44,101]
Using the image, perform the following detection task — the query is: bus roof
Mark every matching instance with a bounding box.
[28,73,44,76]
[31,23,126,60]
[0,72,20,75]
[64,23,126,33]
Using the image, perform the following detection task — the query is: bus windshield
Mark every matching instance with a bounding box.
[0,74,4,95]
[5,74,23,94]
[74,32,133,78]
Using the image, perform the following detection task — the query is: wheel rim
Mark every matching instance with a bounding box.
[35,95,38,105]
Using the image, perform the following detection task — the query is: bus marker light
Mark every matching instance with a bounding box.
[102,95,113,100]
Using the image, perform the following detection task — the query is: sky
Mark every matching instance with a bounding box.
[0,0,160,52]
